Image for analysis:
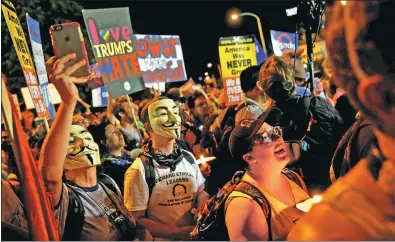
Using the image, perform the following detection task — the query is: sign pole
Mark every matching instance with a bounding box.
[126,96,144,143]
[43,117,50,132]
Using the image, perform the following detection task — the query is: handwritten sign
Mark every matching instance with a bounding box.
[133,34,187,84]
[218,35,257,105]
[270,30,298,56]
[1,1,49,118]
[82,7,145,99]
[26,14,56,118]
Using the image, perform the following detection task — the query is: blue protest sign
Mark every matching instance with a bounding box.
[270,30,298,56]
[253,35,267,65]
[91,86,109,107]
[26,14,56,118]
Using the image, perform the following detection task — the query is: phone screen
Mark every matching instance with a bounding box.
[50,23,90,78]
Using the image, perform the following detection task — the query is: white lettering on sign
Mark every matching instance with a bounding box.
[226,79,235,86]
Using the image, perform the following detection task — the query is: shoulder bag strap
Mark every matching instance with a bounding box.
[234,181,273,241]
[62,185,85,241]
[139,154,156,198]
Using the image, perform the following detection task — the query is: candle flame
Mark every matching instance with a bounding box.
[313,195,323,203]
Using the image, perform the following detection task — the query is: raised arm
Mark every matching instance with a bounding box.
[39,53,89,206]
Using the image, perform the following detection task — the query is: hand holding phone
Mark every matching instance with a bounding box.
[50,22,90,78]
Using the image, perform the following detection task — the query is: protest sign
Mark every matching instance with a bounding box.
[91,86,109,107]
[270,30,298,56]
[133,34,187,84]
[144,81,166,94]
[82,7,145,99]
[21,83,61,110]
[1,1,50,118]
[299,40,327,64]
[87,62,113,89]
[11,94,22,120]
[218,35,257,105]
[254,35,267,65]
[26,14,56,118]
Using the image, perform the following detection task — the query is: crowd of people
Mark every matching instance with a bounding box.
[2,1,395,240]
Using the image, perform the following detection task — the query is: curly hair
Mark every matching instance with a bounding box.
[258,56,296,101]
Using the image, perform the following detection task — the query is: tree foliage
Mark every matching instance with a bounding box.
[1,0,94,102]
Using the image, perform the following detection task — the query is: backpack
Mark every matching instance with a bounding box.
[330,115,373,183]
[190,169,306,241]
[62,173,129,241]
[304,96,345,153]
[139,149,196,197]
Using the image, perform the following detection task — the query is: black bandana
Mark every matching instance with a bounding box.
[142,140,184,171]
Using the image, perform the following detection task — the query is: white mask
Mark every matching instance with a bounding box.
[64,125,101,170]
[148,99,182,139]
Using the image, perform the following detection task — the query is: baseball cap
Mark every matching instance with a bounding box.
[229,111,269,161]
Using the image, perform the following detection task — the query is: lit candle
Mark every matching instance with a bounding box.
[296,195,323,212]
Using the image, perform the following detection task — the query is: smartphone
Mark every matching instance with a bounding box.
[50,22,90,77]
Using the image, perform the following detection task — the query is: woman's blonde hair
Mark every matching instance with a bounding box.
[258,56,296,100]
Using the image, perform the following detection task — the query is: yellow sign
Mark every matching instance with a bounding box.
[299,40,328,64]
[218,35,257,105]
[2,1,49,118]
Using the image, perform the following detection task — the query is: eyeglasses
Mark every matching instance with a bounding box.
[250,126,283,147]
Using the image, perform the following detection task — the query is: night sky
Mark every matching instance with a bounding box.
[78,0,300,82]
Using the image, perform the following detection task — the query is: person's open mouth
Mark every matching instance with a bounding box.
[273,141,288,159]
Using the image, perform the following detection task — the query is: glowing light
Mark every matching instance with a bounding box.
[207,63,212,68]
[200,155,204,159]
[204,72,209,76]
[313,195,323,203]
[341,1,347,5]
[231,14,239,20]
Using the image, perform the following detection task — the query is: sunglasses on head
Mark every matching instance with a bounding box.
[250,126,283,148]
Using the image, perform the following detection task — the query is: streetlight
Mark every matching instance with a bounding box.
[207,63,212,68]
[230,12,267,54]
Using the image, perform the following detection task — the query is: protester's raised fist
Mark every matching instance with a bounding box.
[46,53,89,105]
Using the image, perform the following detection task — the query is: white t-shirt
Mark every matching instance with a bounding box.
[124,150,205,227]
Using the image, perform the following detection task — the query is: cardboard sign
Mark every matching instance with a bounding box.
[87,63,113,89]
[26,14,56,118]
[218,35,257,105]
[11,94,22,120]
[1,1,50,118]
[21,83,61,110]
[270,30,299,56]
[299,40,328,64]
[134,34,187,84]
[91,86,109,107]
[82,7,145,99]
[144,81,166,94]
[1,74,14,138]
